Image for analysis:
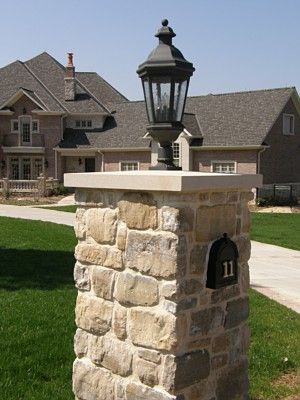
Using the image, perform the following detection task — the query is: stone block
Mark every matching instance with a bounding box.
[126,382,175,400]
[128,308,177,351]
[235,236,251,263]
[114,272,158,306]
[196,205,236,242]
[86,208,117,245]
[225,297,249,329]
[74,328,90,358]
[187,337,211,352]
[211,353,228,369]
[211,285,240,304]
[210,192,226,204]
[138,348,161,364]
[135,357,159,386]
[75,243,123,270]
[75,292,113,335]
[160,281,177,301]
[118,192,157,230]
[227,191,239,203]
[216,359,249,400]
[74,261,90,291]
[241,206,251,233]
[112,302,127,340]
[190,244,208,275]
[177,297,197,312]
[240,191,254,202]
[125,231,178,279]
[90,335,133,376]
[161,206,194,233]
[178,279,203,296]
[190,307,224,336]
[91,266,116,300]
[212,332,230,353]
[73,358,117,400]
[74,208,86,240]
[116,221,127,250]
[174,350,210,390]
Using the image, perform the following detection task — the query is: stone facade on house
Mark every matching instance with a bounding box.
[68,170,261,400]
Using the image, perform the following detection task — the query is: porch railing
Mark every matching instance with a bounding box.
[0,176,59,198]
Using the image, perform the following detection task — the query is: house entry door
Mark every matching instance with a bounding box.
[85,158,95,172]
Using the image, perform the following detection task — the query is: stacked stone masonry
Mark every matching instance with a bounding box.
[73,188,253,400]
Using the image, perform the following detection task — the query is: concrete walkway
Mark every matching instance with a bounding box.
[249,241,300,313]
[0,204,74,226]
[0,204,299,312]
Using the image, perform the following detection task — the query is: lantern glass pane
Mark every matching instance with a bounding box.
[142,78,154,122]
[173,79,188,121]
[151,77,171,122]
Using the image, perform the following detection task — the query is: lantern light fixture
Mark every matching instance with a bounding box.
[137,19,195,170]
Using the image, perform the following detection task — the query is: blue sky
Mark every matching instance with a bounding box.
[1,0,300,100]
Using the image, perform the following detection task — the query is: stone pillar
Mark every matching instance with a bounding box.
[65,171,262,400]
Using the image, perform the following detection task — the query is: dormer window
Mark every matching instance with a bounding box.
[75,120,93,128]
[283,114,294,135]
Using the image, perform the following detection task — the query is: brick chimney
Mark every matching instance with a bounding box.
[65,52,76,101]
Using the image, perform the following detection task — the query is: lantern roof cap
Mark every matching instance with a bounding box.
[137,19,195,77]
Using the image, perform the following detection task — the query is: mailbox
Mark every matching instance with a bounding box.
[206,233,239,289]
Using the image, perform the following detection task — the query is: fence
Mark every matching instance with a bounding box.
[0,175,59,198]
[257,183,300,205]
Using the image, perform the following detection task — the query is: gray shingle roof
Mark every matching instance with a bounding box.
[0,52,128,114]
[58,87,295,150]
[185,87,295,146]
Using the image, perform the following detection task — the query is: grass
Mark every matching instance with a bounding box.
[0,217,76,399]
[36,205,78,213]
[0,216,299,399]
[250,213,300,251]
[249,289,300,399]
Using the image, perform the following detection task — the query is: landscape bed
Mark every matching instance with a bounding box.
[0,217,299,399]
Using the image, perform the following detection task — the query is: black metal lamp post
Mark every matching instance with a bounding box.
[137,19,195,170]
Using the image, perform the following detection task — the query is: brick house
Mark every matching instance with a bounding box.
[0,52,299,189]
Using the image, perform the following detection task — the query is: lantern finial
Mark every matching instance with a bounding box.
[155,19,176,45]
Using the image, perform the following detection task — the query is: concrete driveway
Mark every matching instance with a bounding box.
[0,204,299,312]
[250,241,300,313]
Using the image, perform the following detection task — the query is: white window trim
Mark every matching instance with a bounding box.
[119,161,140,171]
[11,119,19,133]
[211,160,237,174]
[282,113,295,135]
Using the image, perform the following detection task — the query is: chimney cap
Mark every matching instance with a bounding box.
[67,52,74,67]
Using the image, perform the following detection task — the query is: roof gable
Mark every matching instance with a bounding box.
[0,87,47,110]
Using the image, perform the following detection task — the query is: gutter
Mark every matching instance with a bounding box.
[190,145,270,151]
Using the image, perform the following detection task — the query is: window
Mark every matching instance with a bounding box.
[283,114,294,135]
[75,120,93,128]
[212,161,236,174]
[22,158,31,180]
[32,120,39,133]
[11,120,19,133]
[10,158,19,179]
[120,161,139,171]
[172,142,180,167]
[33,158,43,178]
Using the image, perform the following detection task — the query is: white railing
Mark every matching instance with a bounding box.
[0,176,59,197]
[8,180,38,193]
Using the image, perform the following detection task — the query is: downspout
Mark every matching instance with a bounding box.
[97,150,105,172]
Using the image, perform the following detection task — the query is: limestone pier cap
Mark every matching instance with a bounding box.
[64,171,262,192]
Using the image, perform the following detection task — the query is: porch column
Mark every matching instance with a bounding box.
[65,171,262,400]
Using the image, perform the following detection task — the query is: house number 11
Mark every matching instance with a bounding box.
[222,260,234,278]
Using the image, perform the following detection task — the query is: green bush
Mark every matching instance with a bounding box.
[51,184,71,196]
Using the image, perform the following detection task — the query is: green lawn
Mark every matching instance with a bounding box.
[35,205,78,213]
[0,217,76,399]
[250,212,300,251]
[0,217,299,399]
